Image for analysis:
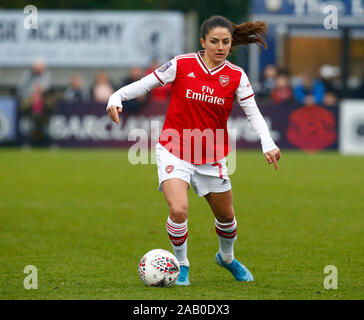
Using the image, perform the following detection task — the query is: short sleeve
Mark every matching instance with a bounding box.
[152,57,177,86]
[235,70,255,103]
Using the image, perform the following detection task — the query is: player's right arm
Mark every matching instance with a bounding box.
[106,58,177,125]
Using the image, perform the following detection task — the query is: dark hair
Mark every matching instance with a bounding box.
[200,15,268,50]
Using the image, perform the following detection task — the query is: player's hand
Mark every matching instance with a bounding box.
[106,105,122,125]
[264,147,281,170]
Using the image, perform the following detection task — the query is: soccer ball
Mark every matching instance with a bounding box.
[138,249,180,287]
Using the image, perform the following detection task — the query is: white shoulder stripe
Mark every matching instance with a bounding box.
[176,56,195,60]
[226,61,242,68]
[176,53,196,60]
[226,62,244,73]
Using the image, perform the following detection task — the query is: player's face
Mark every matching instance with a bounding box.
[200,27,232,67]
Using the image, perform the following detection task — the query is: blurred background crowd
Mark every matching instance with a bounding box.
[255,62,364,106]
[13,58,174,108]
[5,54,363,140]
[12,55,364,110]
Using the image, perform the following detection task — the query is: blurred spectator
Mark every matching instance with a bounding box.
[271,72,293,104]
[17,58,51,102]
[319,64,340,94]
[319,64,341,104]
[121,66,148,112]
[64,74,90,103]
[259,64,277,97]
[323,92,338,107]
[16,58,52,146]
[92,71,115,104]
[144,59,172,102]
[293,73,326,105]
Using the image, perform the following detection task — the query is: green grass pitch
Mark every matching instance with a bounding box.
[0,148,363,300]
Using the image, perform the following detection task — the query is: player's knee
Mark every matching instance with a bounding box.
[169,203,188,223]
[215,211,235,223]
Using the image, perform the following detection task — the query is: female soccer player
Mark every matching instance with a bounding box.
[107,15,281,285]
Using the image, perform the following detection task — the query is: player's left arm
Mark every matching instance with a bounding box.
[235,73,281,170]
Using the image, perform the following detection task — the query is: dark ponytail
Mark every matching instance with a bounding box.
[200,15,268,50]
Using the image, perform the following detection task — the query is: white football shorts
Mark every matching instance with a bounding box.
[155,143,232,197]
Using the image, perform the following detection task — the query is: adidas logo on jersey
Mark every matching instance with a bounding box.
[187,72,195,78]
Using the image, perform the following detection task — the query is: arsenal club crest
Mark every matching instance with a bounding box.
[165,165,174,174]
[219,75,229,87]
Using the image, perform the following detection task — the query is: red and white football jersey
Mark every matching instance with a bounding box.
[107,50,277,164]
[152,51,255,165]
